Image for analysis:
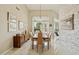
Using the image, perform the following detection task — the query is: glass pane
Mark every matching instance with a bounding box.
[10,19,17,23]
[32,16,49,34]
[9,22,17,31]
[10,16,17,23]
[19,21,24,29]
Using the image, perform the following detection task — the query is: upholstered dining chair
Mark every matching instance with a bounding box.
[43,32,51,50]
[30,32,37,49]
[48,32,51,41]
[43,39,50,50]
[37,31,43,52]
[28,32,33,48]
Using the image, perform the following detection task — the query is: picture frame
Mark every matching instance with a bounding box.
[7,12,17,32]
[61,14,74,30]
[18,21,24,30]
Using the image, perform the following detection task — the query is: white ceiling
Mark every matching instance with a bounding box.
[26,4,78,13]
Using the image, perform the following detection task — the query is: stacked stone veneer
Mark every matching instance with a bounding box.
[54,8,79,54]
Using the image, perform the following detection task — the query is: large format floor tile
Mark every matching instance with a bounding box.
[4,39,54,55]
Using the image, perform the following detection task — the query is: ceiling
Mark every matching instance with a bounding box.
[26,4,78,13]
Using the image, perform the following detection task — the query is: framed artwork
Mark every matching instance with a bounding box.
[9,22,17,31]
[61,14,74,30]
[7,12,17,32]
[18,21,24,30]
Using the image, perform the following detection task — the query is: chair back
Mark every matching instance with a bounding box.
[37,32,42,46]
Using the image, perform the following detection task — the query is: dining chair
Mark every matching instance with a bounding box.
[29,32,34,49]
[37,32,43,52]
[43,33,51,50]
[30,32,37,49]
[49,32,51,41]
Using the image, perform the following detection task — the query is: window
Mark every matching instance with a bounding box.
[32,16,49,34]
[54,18,59,32]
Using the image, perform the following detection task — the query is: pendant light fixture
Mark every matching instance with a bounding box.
[40,4,41,19]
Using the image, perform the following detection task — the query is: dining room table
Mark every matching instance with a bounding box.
[32,33,51,49]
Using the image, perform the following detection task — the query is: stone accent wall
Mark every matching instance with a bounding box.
[54,7,79,54]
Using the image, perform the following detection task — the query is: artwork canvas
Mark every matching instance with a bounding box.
[61,14,74,30]
[7,12,17,32]
[18,21,24,30]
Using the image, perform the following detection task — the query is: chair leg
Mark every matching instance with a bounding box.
[32,41,34,49]
[42,46,43,52]
[37,46,43,53]
[37,45,38,52]
[48,40,49,49]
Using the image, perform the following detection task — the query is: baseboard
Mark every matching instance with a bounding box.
[1,47,13,55]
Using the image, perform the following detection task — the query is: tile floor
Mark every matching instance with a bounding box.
[4,39,54,55]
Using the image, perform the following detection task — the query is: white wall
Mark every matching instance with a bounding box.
[0,4,29,54]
